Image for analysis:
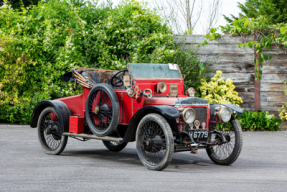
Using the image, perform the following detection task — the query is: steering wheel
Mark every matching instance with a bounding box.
[111,69,129,87]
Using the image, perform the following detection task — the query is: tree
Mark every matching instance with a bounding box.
[150,0,222,34]
[0,0,40,10]
[224,0,287,24]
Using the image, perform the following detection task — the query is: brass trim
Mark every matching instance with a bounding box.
[194,120,200,129]
[157,82,167,93]
[126,87,135,97]
[94,106,99,114]
[170,84,178,97]
[180,108,196,124]
[216,107,231,122]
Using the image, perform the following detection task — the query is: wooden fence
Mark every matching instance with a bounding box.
[174,35,287,128]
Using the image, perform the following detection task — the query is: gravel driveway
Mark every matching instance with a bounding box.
[1,125,287,192]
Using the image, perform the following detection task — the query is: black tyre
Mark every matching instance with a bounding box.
[37,107,68,155]
[136,113,174,171]
[85,83,120,137]
[102,141,128,152]
[206,115,243,165]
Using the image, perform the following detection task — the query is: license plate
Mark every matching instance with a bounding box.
[188,130,209,140]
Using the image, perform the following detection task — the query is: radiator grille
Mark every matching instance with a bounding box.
[184,107,207,131]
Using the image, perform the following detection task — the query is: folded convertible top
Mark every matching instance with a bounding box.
[62,68,117,89]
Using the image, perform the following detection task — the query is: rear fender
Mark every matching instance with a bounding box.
[30,100,71,132]
[121,106,180,143]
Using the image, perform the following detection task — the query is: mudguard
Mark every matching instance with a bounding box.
[120,106,180,143]
[30,100,71,132]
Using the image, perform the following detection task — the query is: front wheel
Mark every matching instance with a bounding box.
[136,113,174,171]
[206,115,243,165]
[37,107,68,155]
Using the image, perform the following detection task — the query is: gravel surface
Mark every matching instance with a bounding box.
[1,125,287,192]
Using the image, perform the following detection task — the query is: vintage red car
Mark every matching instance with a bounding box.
[30,63,243,171]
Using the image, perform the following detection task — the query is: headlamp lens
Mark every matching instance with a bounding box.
[183,108,195,124]
[221,108,231,122]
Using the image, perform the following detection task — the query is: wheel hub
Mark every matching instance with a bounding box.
[145,135,163,153]
[44,121,61,140]
[94,106,99,114]
[225,134,231,142]
[146,140,150,146]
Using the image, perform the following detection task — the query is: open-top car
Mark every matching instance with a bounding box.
[30,63,243,171]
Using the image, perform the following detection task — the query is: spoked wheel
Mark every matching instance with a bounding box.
[85,84,119,137]
[136,113,174,171]
[37,107,68,155]
[206,115,243,165]
[102,140,128,152]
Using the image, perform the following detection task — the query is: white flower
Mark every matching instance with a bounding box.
[0,48,4,52]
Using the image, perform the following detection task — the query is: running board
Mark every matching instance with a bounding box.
[62,132,122,142]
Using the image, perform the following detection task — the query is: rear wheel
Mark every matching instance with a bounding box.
[206,115,243,165]
[37,107,68,155]
[102,141,128,152]
[136,113,174,171]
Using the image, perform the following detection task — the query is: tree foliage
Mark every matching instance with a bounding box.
[0,0,40,10]
[203,0,287,80]
[0,0,207,124]
[224,0,287,25]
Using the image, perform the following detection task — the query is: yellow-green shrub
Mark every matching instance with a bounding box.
[279,80,287,121]
[198,71,243,106]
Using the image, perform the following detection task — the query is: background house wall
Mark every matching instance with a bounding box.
[175,35,287,128]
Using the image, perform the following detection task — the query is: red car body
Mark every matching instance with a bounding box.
[30,63,243,171]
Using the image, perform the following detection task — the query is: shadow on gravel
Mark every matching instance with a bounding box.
[63,149,143,166]
[61,148,216,170]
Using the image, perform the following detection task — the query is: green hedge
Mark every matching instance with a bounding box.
[0,0,207,124]
[218,110,282,131]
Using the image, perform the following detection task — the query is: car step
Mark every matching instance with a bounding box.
[62,132,123,142]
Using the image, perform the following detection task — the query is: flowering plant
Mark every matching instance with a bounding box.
[198,71,243,106]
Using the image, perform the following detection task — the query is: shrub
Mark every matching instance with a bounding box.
[218,110,282,131]
[279,80,287,121]
[198,71,243,106]
[0,0,207,124]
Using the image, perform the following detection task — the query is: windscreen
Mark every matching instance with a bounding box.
[128,63,182,79]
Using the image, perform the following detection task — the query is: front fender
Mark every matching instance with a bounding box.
[30,100,71,132]
[121,106,180,143]
[209,103,243,130]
